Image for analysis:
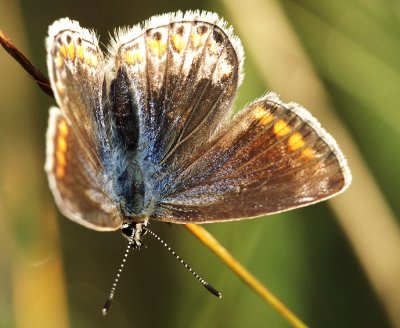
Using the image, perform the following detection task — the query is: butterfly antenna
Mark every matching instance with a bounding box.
[143,227,222,298]
[102,235,135,316]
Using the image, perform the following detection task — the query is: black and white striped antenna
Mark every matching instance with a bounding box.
[102,233,135,316]
[102,227,221,315]
[143,227,222,298]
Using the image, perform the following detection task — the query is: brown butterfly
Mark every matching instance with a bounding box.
[43,11,351,311]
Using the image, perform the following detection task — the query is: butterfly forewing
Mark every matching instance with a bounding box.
[46,19,110,169]
[151,93,351,223]
[108,12,243,173]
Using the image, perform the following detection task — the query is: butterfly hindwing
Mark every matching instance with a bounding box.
[45,107,122,230]
[151,93,351,223]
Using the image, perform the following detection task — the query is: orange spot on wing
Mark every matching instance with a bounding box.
[56,166,65,178]
[67,42,75,60]
[260,114,273,126]
[58,120,68,136]
[57,136,67,152]
[56,151,66,167]
[254,106,273,126]
[124,50,143,65]
[56,54,63,67]
[55,119,69,178]
[191,32,206,48]
[171,34,186,52]
[85,53,98,66]
[301,147,315,160]
[288,132,305,151]
[147,38,167,56]
[274,119,291,136]
[77,45,85,60]
[59,45,67,58]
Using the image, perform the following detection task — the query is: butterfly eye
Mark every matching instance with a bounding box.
[121,223,134,240]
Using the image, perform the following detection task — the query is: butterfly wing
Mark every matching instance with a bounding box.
[107,11,350,224]
[108,11,243,174]
[45,107,122,230]
[46,19,121,230]
[47,18,112,173]
[151,93,351,223]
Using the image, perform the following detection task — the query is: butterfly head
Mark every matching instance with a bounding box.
[120,222,147,248]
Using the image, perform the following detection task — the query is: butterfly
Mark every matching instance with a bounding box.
[45,10,351,267]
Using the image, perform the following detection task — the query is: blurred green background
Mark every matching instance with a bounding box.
[1,0,400,327]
